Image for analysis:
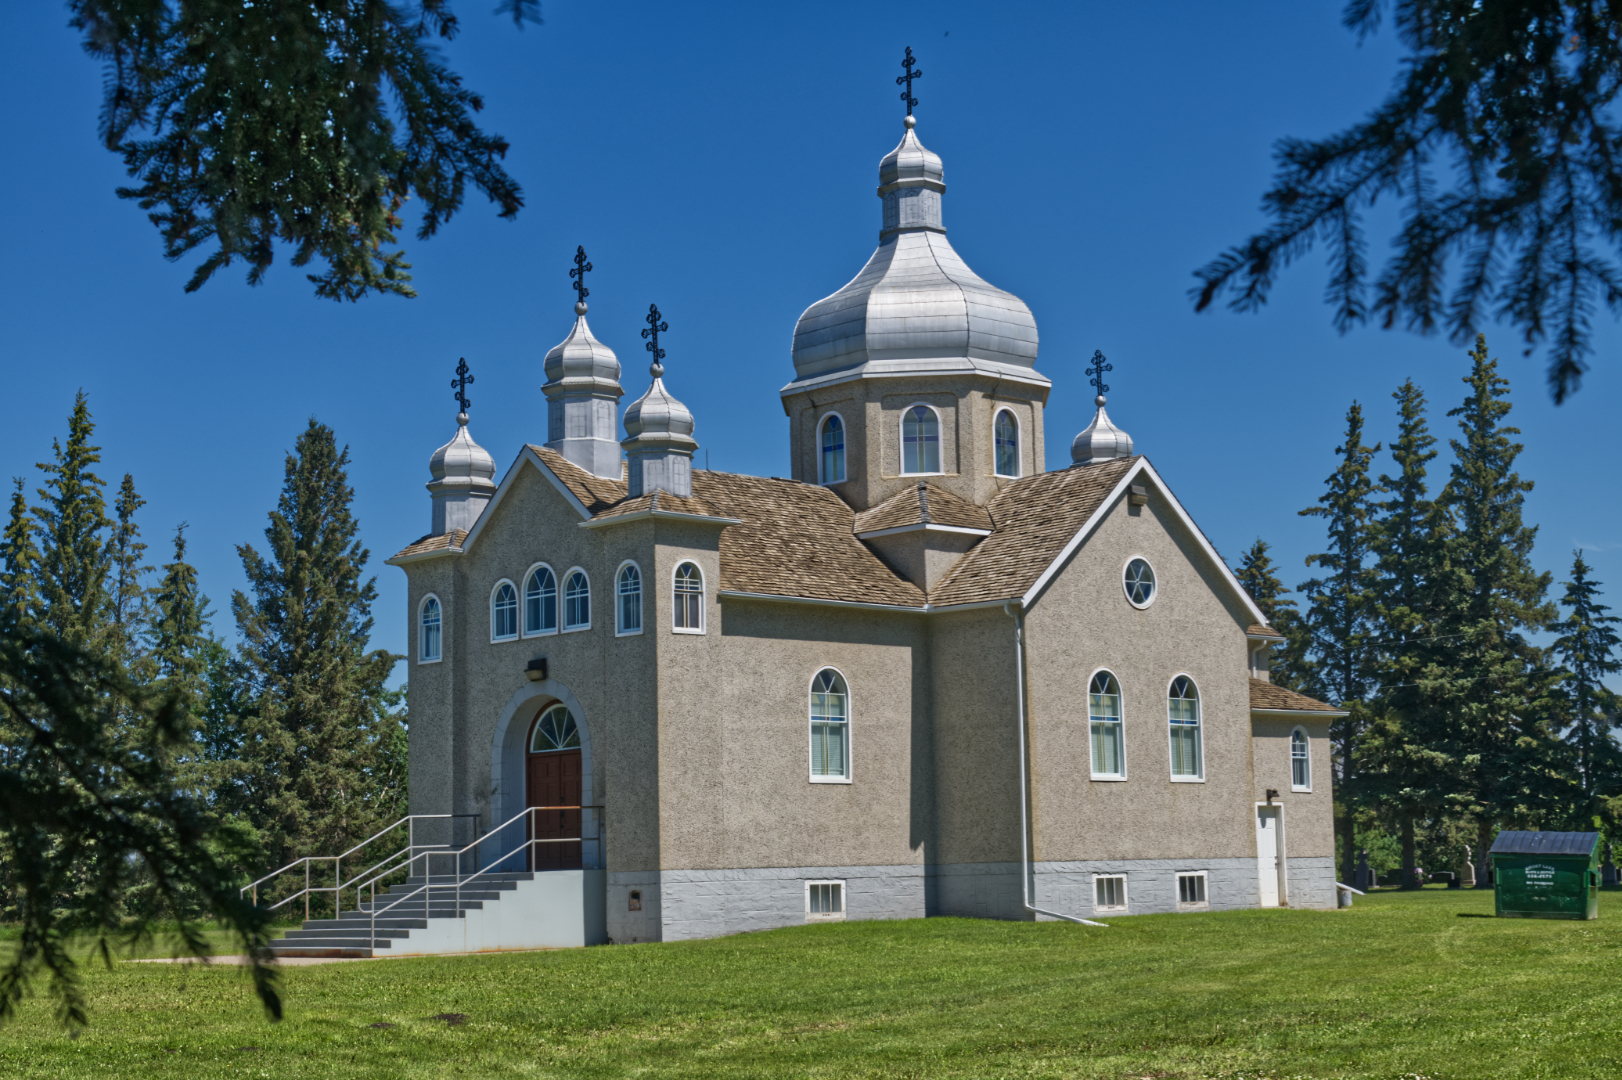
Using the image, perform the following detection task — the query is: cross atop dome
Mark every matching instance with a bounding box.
[897,46,921,117]
[451,357,474,418]
[570,245,592,314]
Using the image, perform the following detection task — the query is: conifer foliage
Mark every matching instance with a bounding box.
[233,421,401,872]
[1550,552,1621,810]
[1233,539,1309,692]
[67,0,539,300]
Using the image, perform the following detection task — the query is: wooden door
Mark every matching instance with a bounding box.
[526,747,582,871]
[1256,806,1280,907]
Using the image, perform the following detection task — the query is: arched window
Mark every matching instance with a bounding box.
[673,562,703,632]
[901,405,941,474]
[524,566,558,636]
[419,595,442,662]
[617,563,643,634]
[994,409,1019,477]
[491,581,518,641]
[820,414,846,484]
[1291,728,1311,790]
[563,570,590,631]
[530,704,581,752]
[1089,671,1124,778]
[1168,676,1203,779]
[810,669,849,780]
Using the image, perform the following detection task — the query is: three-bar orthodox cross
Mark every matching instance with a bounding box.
[1086,350,1112,399]
[570,245,592,306]
[897,46,921,115]
[642,304,668,368]
[452,357,474,413]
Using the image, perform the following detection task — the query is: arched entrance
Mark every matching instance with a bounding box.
[526,703,583,871]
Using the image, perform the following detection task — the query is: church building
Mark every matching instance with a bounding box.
[386,93,1344,948]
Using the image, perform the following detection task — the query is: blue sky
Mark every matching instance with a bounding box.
[2,2,1617,687]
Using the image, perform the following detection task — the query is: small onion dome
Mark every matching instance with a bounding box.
[1071,396,1134,466]
[542,303,622,397]
[622,361,697,453]
[878,114,945,195]
[428,412,498,495]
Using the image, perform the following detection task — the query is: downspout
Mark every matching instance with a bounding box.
[1005,603,1108,927]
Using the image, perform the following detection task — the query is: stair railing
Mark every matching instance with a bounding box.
[366,805,603,946]
[241,813,481,922]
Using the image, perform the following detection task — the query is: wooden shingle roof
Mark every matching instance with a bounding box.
[1249,678,1342,714]
[854,481,994,535]
[389,529,467,560]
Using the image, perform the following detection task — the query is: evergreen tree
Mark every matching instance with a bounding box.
[0,479,39,627]
[1298,401,1382,882]
[1550,550,1622,816]
[1417,335,1561,860]
[232,420,400,872]
[1233,538,1310,692]
[33,392,111,651]
[108,473,151,666]
[150,524,207,709]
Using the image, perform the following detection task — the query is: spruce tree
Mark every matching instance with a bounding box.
[233,420,400,873]
[1550,550,1622,815]
[1298,401,1382,882]
[1421,335,1560,859]
[33,392,111,651]
[108,473,151,666]
[1233,538,1310,692]
[1,479,39,627]
[150,524,207,708]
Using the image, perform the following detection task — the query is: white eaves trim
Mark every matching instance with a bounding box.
[458,446,594,555]
[855,522,992,541]
[581,509,742,530]
[1253,706,1350,718]
[1019,459,1269,626]
[716,590,1018,615]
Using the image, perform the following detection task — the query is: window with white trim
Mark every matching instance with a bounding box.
[810,668,850,780]
[563,570,590,631]
[1094,874,1127,911]
[1168,676,1203,780]
[806,880,846,921]
[419,596,441,662]
[1124,557,1156,607]
[1089,671,1124,778]
[1291,728,1311,790]
[491,581,518,641]
[673,562,703,632]
[819,414,846,484]
[617,563,642,634]
[524,565,558,636]
[994,409,1019,477]
[530,704,580,752]
[1177,872,1208,908]
[901,405,941,474]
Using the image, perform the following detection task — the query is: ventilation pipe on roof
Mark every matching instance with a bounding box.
[1005,603,1108,928]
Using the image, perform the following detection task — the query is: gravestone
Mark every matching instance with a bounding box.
[1604,843,1617,887]
[1353,850,1375,892]
[1461,845,1476,888]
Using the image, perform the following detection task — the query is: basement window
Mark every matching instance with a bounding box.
[1094,875,1127,912]
[1177,872,1208,909]
[806,880,846,921]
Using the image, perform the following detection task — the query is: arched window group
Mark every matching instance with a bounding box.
[819,414,846,484]
[1086,670,1205,781]
[901,405,940,474]
[484,560,707,640]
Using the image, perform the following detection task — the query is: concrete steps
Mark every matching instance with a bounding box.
[268,872,536,958]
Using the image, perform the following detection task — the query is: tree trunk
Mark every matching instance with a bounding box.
[1475,819,1493,888]
[1400,812,1418,889]
[1339,803,1357,885]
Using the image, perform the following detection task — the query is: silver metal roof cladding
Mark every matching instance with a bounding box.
[1487,831,1600,856]
[788,117,1042,385]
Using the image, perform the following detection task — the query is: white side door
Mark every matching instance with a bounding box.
[1256,806,1280,907]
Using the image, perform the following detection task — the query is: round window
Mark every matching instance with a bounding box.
[1124,558,1156,607]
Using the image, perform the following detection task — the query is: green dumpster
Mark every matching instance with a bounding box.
[1489,831,1600,920]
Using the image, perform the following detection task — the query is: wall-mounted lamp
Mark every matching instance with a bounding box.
[525,657,548,682]
[1265,788,1279,804]
[1129,484,1149,507]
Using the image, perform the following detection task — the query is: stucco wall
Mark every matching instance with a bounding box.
[1022,474,1260,864]
[1252,713,1336,908]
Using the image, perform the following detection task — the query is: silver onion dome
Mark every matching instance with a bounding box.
[427,412,498,533]
[1071,396,1134,466]
[788,115,1041,385]
[623,361,696,450]
[543,302,622,394]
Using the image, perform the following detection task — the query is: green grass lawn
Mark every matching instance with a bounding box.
[0,887,1616,1079]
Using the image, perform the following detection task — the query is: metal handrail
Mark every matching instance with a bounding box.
[365,805,603,945]
[241,813,480,921]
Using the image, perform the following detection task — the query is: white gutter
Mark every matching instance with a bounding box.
[1004,602,1107,928]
